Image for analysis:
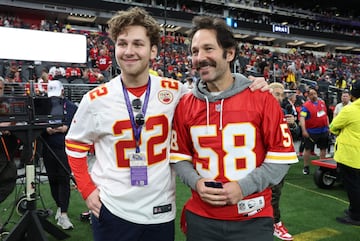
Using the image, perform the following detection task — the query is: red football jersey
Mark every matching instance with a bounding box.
[170,88,298,221]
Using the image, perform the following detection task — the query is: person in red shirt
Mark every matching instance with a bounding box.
[89,45,99,68]
[96,49,112,81]
[65,64,82,82]
[299,87,329,175]
[170,16,298,241]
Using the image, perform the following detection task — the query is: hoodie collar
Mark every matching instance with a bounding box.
[192,73,252,131]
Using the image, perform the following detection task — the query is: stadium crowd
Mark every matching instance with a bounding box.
[0,8,359,120]
[1,4,360,239]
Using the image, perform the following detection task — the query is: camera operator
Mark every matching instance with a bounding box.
[41,80,77,230]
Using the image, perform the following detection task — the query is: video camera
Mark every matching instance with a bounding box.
[0,95,65,128]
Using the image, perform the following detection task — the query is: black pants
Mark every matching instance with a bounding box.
[42,146,71,213]
[186,210,273,241]
[91,204,175,241]
[338,163,360,221]
[271,178,284,223]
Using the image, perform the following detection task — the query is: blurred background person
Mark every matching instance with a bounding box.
[299,87,329,175]
[333,90,351,118]
[41,80,77,230]
[330,79,360,226]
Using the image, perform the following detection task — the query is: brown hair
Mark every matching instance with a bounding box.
[188,16,239,65]
[107,7,161,48]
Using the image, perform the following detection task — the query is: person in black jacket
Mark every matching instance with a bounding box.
[42,80,77,230]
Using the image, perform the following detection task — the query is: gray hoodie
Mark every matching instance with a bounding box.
[172,73,290,197]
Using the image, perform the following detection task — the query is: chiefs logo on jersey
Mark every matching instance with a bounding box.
[158,90,174,104]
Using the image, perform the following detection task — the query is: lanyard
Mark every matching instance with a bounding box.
[0,136,11,161]
[121,76,151,153]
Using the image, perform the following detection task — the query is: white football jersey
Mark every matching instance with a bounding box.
[65,75,187,224]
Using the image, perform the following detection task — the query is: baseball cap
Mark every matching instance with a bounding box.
[350,79,360,98]
[47,80,64,97]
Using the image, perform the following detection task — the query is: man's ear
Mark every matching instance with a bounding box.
[150,45,158,60]
[224,48,236,62]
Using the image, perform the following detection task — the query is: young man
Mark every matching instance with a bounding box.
[65,7,269,241]
[170,16,298,241]
[65,7,187,241]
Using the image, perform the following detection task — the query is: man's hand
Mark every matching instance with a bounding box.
[222,181,244,205]
[85,189,102,218]
[46,125,68,135]
[248,76,270,92]
[195,178,227,206]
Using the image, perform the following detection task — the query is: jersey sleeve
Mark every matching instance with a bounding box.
[170,94,193,164]
[65,93,97,199]
[262,93,298,164]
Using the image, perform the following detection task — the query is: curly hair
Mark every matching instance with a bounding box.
[107,7,161,48]
[188,16,239,64]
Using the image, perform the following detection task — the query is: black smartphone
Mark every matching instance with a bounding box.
[204,181,223,188]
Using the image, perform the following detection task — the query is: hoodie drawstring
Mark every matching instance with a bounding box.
[205,96,210,133]
[219,99,224,131]
[204,96,225,132]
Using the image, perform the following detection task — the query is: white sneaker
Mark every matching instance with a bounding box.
[57,214,74,230]
[55,207,61,221]
[274,221,293,241]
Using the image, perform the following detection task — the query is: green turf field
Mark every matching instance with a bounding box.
[1,157,359,241]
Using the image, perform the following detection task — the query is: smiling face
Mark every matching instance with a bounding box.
[190,29,234,89]
[115,25,157,85]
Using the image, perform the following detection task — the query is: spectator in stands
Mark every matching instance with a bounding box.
[330,79,360,226]
[89,41,99,68]
[3,72,23,95]
[285,64,296,89]
[82,68,103,84]
[42,80,77,230]
[37,69,49,96]
[167,65,177,80]
[65,63,82,83]
[49,63,66,80]
[299,87,330,175]
[335,75,348,90]
[0,77,4,96]
[333,90,351,118]
[96,48,112,81]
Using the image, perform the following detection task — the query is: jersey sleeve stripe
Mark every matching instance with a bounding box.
[65,140,91,152]
[169,153,193,163]
[264,152,299,164]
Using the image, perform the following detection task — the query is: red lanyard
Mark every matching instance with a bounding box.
[0,136,11,161]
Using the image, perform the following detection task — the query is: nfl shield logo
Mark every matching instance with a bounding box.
[215,104,221,112]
